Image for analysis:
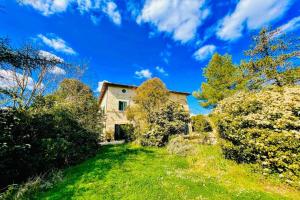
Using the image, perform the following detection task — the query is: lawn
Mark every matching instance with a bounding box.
[34,144,299,200]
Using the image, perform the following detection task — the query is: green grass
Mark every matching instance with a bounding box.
[34,144,299,200]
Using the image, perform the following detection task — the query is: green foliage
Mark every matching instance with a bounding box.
[141,103,190,147]
[214,85,300,187]
[32,78,104,135]
[194,28,300,109]
[0,108,98,188]
[191,114,212,133]
[126,78,169,135]
[193,53,242,108]
[127,78,189,146]
[242,27,300,88]
[118,124,135,142]
[133,77,169,116]
[0,170,63,200]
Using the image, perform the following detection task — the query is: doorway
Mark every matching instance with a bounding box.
[114,124,134,141]
[115,124,128,140]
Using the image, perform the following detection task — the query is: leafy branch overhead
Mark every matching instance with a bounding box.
[0,38,83,109]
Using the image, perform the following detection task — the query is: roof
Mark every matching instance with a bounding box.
[98,82,190,106]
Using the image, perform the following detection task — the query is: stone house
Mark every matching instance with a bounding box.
[98,82,190,140]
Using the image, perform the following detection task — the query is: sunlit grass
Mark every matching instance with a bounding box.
[34,144,299,200]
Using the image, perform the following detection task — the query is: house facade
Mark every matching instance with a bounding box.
[98,82,191,140]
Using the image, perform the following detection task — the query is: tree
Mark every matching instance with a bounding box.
[242,27,300,89]
[126,78,169,134]
[133,77,169,117]
[193,53,242,108]
[127,78,190,146]
[191,114,212,133]
[0,38,80,109]
[142,102,190,146]
[33,78,103,134]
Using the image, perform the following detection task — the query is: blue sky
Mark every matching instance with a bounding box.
[0,0,300,115]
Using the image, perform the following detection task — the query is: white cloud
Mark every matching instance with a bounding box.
[135,69,152,79]
[277,16,300,35]
[20,0,71,16]
[126,0,142,19]
[137,0,210,43]
[217,0,292,41]
[38,50,64,62]
[96,80,109,92]
[38,34,77,55]
[102,1,121,25]
[19,0,122,25]
[77,0,92,13]
[193,45,216,61]
[38,50,66,75]
[0,69,36,90]
[155,66,168,76]
[49,66,66,75]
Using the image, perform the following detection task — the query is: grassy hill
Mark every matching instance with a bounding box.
[34,144,299,200]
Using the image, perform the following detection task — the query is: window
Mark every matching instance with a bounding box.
[119,101,127,111]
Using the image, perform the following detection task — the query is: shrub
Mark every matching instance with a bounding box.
[104,131,114,142]
[183,133,214,145]
[214,86,300,187]
[0,108,98,188]
[32,79,104,136]
[141,103,190,147]
[167,136,198,156]
[140,128,168,147]
[0,170,63,200]
[119,124,135,142]
[191,115,212,133]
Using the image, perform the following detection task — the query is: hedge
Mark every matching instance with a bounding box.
[0,108,98,188]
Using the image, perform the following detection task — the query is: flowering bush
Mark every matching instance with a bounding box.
[214,86,300,187]
[141,103,190,147]
[191,115,212,133]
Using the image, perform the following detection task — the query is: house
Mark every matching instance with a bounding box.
[98,82,191,140]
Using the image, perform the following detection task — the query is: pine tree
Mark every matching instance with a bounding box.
[193,53,242,108]
[242,27,300,89]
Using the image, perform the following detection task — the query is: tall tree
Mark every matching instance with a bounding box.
[242,27,300,89]
[35,78,104,134]
[0,38,83,109]
[193,53,242,108]
[133,77,169,116]
[126,78,169,134]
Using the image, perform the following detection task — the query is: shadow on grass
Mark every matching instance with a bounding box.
[36,144,157,199]
[36,144,156,199]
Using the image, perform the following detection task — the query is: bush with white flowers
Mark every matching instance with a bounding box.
[214,86,300,187]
